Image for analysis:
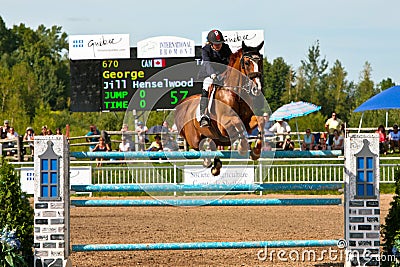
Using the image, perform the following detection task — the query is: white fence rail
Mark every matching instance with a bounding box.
[12,157,399,186]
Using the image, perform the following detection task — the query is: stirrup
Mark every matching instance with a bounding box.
[200,115,210,127]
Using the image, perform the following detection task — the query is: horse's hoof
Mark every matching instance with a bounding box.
[214,157,222,169]
[250,150,261,160]
[211,167,220,176]
[203,158,212,168]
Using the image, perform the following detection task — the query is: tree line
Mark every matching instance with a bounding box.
[0,16,399,138]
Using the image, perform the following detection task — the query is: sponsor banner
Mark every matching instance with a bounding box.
[201,29,264,54]
[137,36,195,58]
[69,34,130,60]
[183,165,254,185]
[20,166,92,194]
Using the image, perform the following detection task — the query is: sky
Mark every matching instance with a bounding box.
[2,0,399,84]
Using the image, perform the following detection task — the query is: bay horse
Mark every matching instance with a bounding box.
[174,41,265,175]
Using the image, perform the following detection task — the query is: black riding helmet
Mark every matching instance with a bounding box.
[207,29,225,44]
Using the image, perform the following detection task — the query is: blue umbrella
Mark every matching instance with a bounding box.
[270,101,321,150]
[354,85,400,129]
[270,101,321,121]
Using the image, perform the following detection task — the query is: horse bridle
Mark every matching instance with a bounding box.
[240,52,262,95]
[240,53,262,77]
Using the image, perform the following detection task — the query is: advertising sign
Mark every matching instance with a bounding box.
[137,36,195,58]
[20,166,92,194]
[201,30,264,54]
[183,165,254,185]
[69,34,130,60]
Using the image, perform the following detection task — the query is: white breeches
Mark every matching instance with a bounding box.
[203,77,213,91]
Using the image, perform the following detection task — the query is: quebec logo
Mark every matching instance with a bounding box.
[72,39,84,48]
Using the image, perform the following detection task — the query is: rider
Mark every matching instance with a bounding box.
[198,29,232,127]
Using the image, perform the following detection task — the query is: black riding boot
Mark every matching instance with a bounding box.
[199,89,210,127]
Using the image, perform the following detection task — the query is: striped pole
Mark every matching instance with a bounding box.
[71,183,342,193]
[71,151,225,159]
[71,198,342,207]
[72,239,339,252]
[70,150,342,160]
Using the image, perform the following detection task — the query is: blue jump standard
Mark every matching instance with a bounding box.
[70,150,342,160]
[71,183,342,193]
[71,198,341,207]
[72,239,339,252]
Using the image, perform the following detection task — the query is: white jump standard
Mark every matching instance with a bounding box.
[33,134,381,266]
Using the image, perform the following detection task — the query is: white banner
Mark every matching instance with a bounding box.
[137,36,195,58]
[20,166,92,194]
[201,29,264,55]
[183,165,254,185]
[69,34,130,60]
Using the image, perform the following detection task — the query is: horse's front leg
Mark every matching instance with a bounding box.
[211,157,222,176]
[199,138,215,168]
[249,115,264,160]
[227,116,249,156]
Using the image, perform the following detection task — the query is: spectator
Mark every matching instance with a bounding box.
[269,119,291,149]
[301,128,315,151]
[162,135,179,151]
[46,129,53,135]
[171,123,178,133]
[162,121,173,132]
[40,125,48,136]
[121,123,134,149]
[119,136,132,152]
[388,124,400,153]
[55,128,63,135]
[135,121,148,151]
[263,112,274,137]
[376,125,388,155]
[325,112,344,147]
[331,129,344,151]
[23,127,35,156]
[314,132,327,151]
[147,135,163,151]
[5,127,18,156]
[283,135,295,151]
[92,137,111,166]
[0,120,10,139]
[86,125,100,152]
[6,127,18,140]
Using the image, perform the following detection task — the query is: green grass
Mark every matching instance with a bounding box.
[380,183,396,194]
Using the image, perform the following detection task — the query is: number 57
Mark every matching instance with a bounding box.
[170,90,188,105]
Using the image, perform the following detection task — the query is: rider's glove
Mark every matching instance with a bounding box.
[210,73,217,80]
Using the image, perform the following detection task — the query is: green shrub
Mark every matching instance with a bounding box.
[381,168,400,266]
[0,159,33,265]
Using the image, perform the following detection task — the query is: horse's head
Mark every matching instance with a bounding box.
[240,41,264,96]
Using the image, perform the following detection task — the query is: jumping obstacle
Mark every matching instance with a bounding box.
[72,239,339,252]
[71,198,342,207]
[71,150,224,160]
[70,149,342,160]
[71,183,342,207]
[71,183,342,193]
[33,135,382,267]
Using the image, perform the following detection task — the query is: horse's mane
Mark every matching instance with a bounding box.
[228,48,243,68]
